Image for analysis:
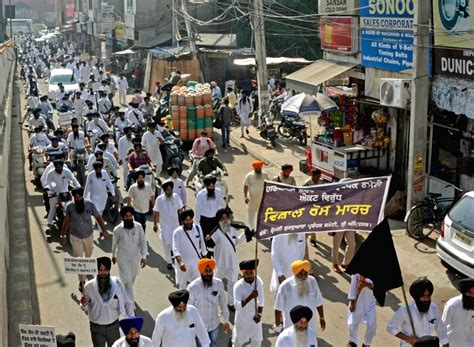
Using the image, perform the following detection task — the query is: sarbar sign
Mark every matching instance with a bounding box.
[319,0,359,15]
[434,48,474,79]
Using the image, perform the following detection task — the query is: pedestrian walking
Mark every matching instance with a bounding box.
[84,161,115,215]
[141,122,165,173]
[153,181,184,269]
[81,257,134,347]
[111,206,148,304]
[118,74,128,106]
[275,305,318,347]
[217,99,233,148]
[195,176,226,242]
[243,160,268,230]
[187,258,230,347]
[172,210,207,289]
[163,166,187,206]
[273,163,297,185]
[332,231,356,273]
[303,169,323,248]
[232,260,264,347]
[60,188,108,292]
[237,91,253,138]
[127,170,155,232]
[151,289,210,347]
[117,127,134,188]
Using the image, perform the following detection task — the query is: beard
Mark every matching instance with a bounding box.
[173,309,188,322]
[295,278,310,298]
[95,171,102,178]
[462,295,474,310]
[219,221,231,234]
[75,200,85,213]
[123,219,134,229]
[97,274,111,295]
[244,276,255,284]
[415,300,431,313]
[125,336,140,347]
[137,181,145,189]
[206,188,215,199]
[294,327,308,347]
[254,169,262,175]
[201,274,213,286]
[183,223,193,231]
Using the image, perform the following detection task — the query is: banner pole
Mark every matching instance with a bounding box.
[254,236,259,315]
[401,285,417,339]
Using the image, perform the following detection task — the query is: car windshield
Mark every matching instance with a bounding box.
[448,195,474,230]
[50,74,76,85]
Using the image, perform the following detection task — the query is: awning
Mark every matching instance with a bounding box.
[196,33,237,48]
[233,57,313,66]
[112,49,136,55]
[286,59,356,95]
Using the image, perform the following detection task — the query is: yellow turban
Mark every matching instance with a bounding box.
[197,258,216,274]
[291,260,310,275]
[252,160,264,169]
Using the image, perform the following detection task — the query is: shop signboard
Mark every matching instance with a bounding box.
[360,0,414,72]
[318,0,359,15]
[432,0,474,79]
[320,16,359,53]
[101,4,115,33]
[115,21,127,44]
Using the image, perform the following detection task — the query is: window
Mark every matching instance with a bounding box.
[449,196,474,231]
[50,74,77,85]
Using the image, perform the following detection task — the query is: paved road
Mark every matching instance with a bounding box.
[22,81,462,346]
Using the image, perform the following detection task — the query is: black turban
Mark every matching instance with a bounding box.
[167,166,179,176]
[92,160,103,169]
[204,148,215,157]
[97,256,112,271]
[120,206,135,217]
[180,209,194,223]
[459,278,474,293]
[162,181,174,190]
[168,289,189,307]
[414,336,440,347]
[239,259,258,271]
[203,175,217,187]
[134,170,146,179]
[281,163,293,170]
[71,188,84,197]
[216,208,230,221]
[119,316,144,335]
[56,332,75,347]
[290,305,313,324]
[409,277,434,300]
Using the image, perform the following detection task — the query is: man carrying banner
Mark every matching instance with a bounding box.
[347,274,377,347]
[270,232,306,293]
[387,277,449,347]
[273,164,296,185]
[233,260,264,347]
[243,160,269,230]
[275,305,317,347]
[273,260,325,334]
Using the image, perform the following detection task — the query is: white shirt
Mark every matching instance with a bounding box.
[87,155,117,178]
[172,224,207,265]
[275,325,318,347]
[243,171,269,212]
[387,301,449,346]
[45,168,80,194]
[67,131,86,150]
[162,177,187,206]
[118,77,128,93]
[153,193,183,236]
[270,233,307,292]
[41,162,55,189]
[274,276,324,329]
[151,305,210,347]
[84,170,115,211]
[141,130,164,165]
[210,225,246,281]
[347,274,376,325]
[87,118,110,138]
[28,116,47,130]
[83,276,134,325]
[112,335,153,347]
[115,117,133,133]
[195,188,226,222]
[118,135,134,162]
[127,182,155,214]
[126,109,144,127]
[112,221,148,261]
[29,133,50,148]
[442,295,474,347]
[187,277,229,331]
[233,276,265,342]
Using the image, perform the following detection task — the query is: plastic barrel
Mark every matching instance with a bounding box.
[180,128,188,140]
[196,118,205,129]
[194,93,203,106]
[204,116,213,128]
[202,93,212,104]
[185,94,194,106]
[187,105,196,120]
[178,94,186,106]
[204,104,213,117]
[188,128,196,140]
[172,105,180,119]
[170,92,178,105]
[179,106,188,119]
[196,105,205,118]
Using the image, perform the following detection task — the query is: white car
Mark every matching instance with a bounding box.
[437,191,474,277]
[48,68,78,100]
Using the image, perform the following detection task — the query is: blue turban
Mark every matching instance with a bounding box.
[119,316,144,335]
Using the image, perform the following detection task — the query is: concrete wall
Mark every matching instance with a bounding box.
[0,40,15,347]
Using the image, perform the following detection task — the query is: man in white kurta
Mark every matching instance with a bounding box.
[270,233,307,293]
[275,305,318,347]
[84,161,115,214]
[172,210,207,289]
[387,277,449,347]
[151,289,210,347]
[347,274,377,346]
[274,260,325,333]
[112,316,153,347]
[112,206,147,304]
[163,166,187,206]
[118,129,134,186]
[205,209,252,304]
[233,260,264,347]
[195,177,226,240]
[141,122,164,172]
[442,278,474,347]
[243,161,269,230]
[153,181,184,269]
[118,75,128,105]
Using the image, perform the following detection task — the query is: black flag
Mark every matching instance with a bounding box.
[345,219,403,306]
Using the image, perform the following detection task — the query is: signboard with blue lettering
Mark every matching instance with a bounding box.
[360,0,414,72]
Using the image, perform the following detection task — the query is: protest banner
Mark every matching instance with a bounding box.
[19,324,56,347]
[64,257,98,275]
[91,82,102,92]
[256,176,391,240]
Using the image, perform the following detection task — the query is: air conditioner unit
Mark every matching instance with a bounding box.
[379,78,411,108]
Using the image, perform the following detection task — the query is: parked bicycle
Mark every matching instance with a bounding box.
[405,185,464,239]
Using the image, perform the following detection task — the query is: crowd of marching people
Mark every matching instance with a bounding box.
[15,34,474,347]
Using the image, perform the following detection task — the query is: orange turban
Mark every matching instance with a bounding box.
[197,258,216,274]
[291,260,310,275]
[252,160,264,169]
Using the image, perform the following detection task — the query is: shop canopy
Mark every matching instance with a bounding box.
[286,59,355,95]
[233,57,313,66]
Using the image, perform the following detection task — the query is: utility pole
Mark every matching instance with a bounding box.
[0,0,4,42]
[56,0,63,28]
[181,0,197,52]
[253,0,269,116]
[8,0,12,39]
[406,0,430,211]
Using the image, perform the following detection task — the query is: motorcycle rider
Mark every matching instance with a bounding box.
[97,90,113,122]
[139,95,154,120]
[87,113,110,150]
[197,148,228,178]
[45,136,68,163]
[38,95,55,131]
[98,133,119,164]
[67,123,89,161]
[126,139,153,190]
[126,102,145,130]
[73,90,85,125]
[118,127,135,188]
[211,81,222,101]
[186,131,217,186]
[28,126,51,171]
[87,147,118,179]
[114,108,133,141]
[27,108,48,131]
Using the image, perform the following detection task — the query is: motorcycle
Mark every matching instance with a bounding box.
[259,113,277,148]
[278,115,309,146]
[31,146,46,188]
[269,95,285,121]
[193,170,229,201]
[104,176,122,225]
[70,148,88,186]
[161,130,185,175]
[52,191,72,229]
[132,165,162,197]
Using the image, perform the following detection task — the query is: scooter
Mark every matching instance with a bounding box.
[193,170,229,201]
[259,113,277,148]
[31,146,46,188]
[70,148,88,186]
[104,176,122,225]
[161,130,184,174]
[52,191,72,229]
[278,114,309,146]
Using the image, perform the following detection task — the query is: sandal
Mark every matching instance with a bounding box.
[332,264,342,273]
[310,240,317,248]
